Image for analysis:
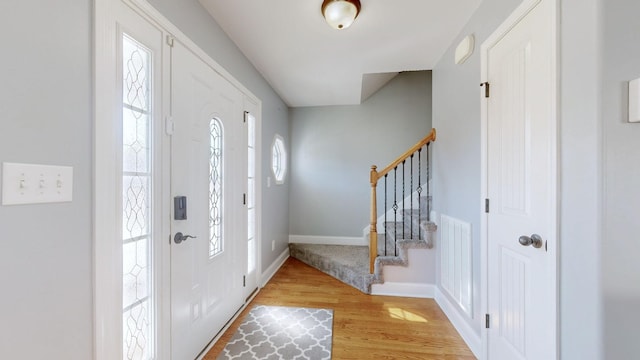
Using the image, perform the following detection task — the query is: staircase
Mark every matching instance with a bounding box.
[290,200,436,294]
[290,129,437,294]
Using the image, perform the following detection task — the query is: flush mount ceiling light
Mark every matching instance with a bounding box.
[322,0,361,30]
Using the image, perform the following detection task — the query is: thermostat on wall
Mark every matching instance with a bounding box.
[455,35,475,65]
[629,78,640,123]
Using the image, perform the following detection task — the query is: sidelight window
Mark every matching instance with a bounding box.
[121,33,154,360]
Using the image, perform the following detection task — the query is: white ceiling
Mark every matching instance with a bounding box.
[198,0,482,107]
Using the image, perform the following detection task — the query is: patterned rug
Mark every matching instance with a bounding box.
[217,305,333,360]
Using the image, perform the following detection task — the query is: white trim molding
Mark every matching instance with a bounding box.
[289,235,367,246]
[94,0,126,358]
[260,248,290,287]
[435,288,481,358]
[371,282,435,298]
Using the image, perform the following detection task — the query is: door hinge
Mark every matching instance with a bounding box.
[166,35,175,47]
[243,111,248,123]
[481,82,490,98]
[165,116,174,135]
[485,314,491,329]
[243,193,247,205]
[485,198,490,213]
[243,275,246,287]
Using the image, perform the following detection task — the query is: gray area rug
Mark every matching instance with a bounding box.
[217,305,333,360]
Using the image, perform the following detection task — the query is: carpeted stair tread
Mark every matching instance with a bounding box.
[289,243,373,294]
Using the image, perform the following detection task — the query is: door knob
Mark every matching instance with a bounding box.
[518,234,543,248]
[174,232,197,244]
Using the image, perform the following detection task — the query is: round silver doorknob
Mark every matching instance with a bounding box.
[174,232,197,244]
[519,234,543,248]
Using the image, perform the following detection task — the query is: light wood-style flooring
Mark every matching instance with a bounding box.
[204,257,475,359]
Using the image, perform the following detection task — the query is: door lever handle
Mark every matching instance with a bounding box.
[174,232,197,244]
[519,234,543,248]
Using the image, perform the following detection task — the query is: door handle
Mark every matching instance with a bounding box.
[518,234,543,248]
[174,232,197,244]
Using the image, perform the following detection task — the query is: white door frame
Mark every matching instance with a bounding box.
[243,98,262,300]
[479,0,559,358]
[94,1,263,358]
[94,1,171,358]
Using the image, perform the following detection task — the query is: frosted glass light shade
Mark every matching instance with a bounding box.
[322,0,361,30]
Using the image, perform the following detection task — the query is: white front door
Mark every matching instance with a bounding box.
[170,40,246,360]
[484,0,557,359]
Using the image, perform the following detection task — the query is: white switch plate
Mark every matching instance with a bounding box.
[2,162,73,205]
[629,78,640,123]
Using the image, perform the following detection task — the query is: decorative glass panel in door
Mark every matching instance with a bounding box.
[209,118,223,258]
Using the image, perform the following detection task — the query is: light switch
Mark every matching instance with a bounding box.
[2,162,73,205]
[629,78,640,123]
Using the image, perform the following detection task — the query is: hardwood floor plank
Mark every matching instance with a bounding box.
[203,257,475,359]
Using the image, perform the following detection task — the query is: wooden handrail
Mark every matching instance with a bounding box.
[368,128,436,273]
[373,128,436,183]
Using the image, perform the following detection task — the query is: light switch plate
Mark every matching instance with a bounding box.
[629,78,640,123]
[2,162,73,205]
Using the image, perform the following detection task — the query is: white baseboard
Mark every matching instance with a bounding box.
[435,288,481,358]
[371,282,435,298]
[289,235,367,246]
[260,247,290,287]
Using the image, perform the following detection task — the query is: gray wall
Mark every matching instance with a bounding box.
[289,71,432,237]
[0,0,93,358]
[601,0,640,358]
[559,0,603,357]
[432,0,605,357]
[147,0,291,270]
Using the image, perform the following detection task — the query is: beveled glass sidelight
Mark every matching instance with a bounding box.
[122,33,153,360]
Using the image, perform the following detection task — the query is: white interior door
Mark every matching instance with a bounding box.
[484,0,556,359]
[170,41,245,360]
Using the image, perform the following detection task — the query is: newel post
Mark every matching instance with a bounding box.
[369,165,378,274]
